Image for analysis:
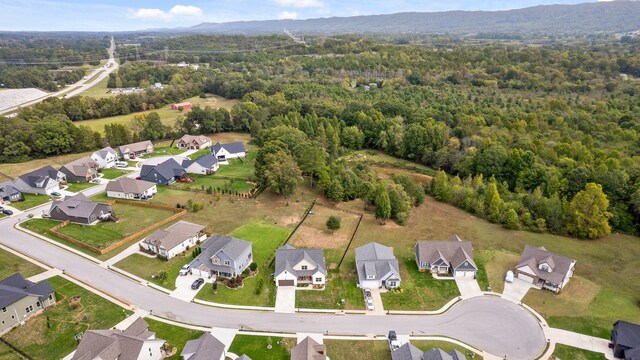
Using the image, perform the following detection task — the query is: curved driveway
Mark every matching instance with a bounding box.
[0,197,546,359]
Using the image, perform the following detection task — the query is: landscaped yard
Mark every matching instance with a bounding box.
[1,276,129,360]
[324,340,391,360]
[0,249,44,279]
[411,340,482,359]
[144,318,204,360]
[100,168,132,179]
[552,344,607,360]
[10,194,53,210]
[295,272,363,310]
[228,335,295,360]
[65,182,97,193]
[195,221,290,307]
[115,252,192,290]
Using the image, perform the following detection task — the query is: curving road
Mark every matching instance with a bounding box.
[0,187,546,359]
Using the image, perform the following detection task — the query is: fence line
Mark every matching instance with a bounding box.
[0,337,33,360]
[266,200,316,268]
[337,212,364,269]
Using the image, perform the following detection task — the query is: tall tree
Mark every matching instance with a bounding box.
[374,183,391,224]
[263,151,302,206]
[567,183,612,239]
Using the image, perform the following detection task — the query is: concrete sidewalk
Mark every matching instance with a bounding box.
[100,241,155,268]
[546,328,615,359]
[27,268,63,282]
[114,309,150,330]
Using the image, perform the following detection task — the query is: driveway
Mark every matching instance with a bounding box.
[171,274,210,302]
[454,277,482,299]
[501,278,534,302]
[367,288,385,315]
[275,286,296,313]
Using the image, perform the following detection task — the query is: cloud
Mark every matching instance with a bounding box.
[273,0,323,8]
[130,4,203,21]
[277,11,299,19]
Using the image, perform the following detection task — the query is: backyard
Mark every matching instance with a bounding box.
[144,318,205,360]
[0,249,44,279]
[228,335,295,360]
[0,276,129,360]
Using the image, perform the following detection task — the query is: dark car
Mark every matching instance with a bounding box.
[191,278,205,290]
[51,192,61,197]
[2,209,12,216]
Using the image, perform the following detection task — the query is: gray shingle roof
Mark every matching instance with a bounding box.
[118,140,153,155]
[424,348,453,360]
[179,135,211,147]
[0,273,54,309]
[105,177,156,194]
[416,235,477,270]
[447,349,467,360]
[181,333,225,360]
[291,337,327,360]
[190,235,252,272]
[236,355,252,360]
[275,245,327,278]
[49,193,110,220]
[140,158,185,181]
[0,181,21,200]
[516,245,575,285]
[355,242,400,283]
[95,146,116,159]
[16,165,61,188]
[60,156,98,177]
[391,343,424,360]
[613,320,640,348]
[211,142,246,155]
[142,221,205,251]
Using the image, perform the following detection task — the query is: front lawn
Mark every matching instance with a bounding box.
[142,145,186,158]
[115,253,191,290]
[10,194,53,210]
[296,273,362,310]
[195,221,289,307]
[1,276,129,360]
[324,340,391,360]
[65,182,97,193]
[188,148,211,159]
[479,249,520,294]
[100,168,133,180]
[552,344,607,360]
[0,249,45,279]
[380,258,460,311]
[228,335,295,360]
[145,318,205,360]
[411,340,482,359]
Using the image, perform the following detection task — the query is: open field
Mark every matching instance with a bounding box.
[289,204,361,267]
[145,318,205,360]
[1,276,129,360]
[75,95,240,133]
[324,340,391,360]
[0,249,44,279]
[196,221,289,306]
[100,168,132,179]
[78,76,112,99]
[0,150,94,179]
[9,194,54,211]
[228,335,295,360]
[115,251,191,290]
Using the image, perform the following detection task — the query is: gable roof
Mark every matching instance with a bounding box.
[516,245,575,285]
[613,320,640,348]
[355,242,400,282]
[181,333,225,360]
[211,142,246,155]
[94,146,117,159]
[140,158,185,181]
[275,245,327,277]
[16,166,61,188]
[0,181,21,198]
[291,337,327,360]
[179,135,211,147]
[424,349,453,360]
[183,154,219,170]
[0,273,54,309]
[105,177,156,194]
[447,349,467,360]
[236,355,252,360]
[355,242,396,262]
[416,235,477,270]
[118,140,153,155]
[60,157,98,177]
[142,221,205,251]
[190,235,252,271]
[391,343,424,360]
[49,193,108,220]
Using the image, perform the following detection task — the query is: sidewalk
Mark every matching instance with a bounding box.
[27,268,63,282]
[546,327,615,359]
[100,241,154,268]
[114,308,150,330]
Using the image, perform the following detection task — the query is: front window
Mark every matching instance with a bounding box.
[315,277,322,282]
[224,260,230,266]
[301,265,308,270]
[366,275,375,279]
[25,305,33,314]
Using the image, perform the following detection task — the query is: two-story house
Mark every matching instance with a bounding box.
[59,157,99,183]
[189,235,253,279]
[274,245,327,287]
[91,147,118,169]
[0,273,56,335]
[210,142,246,163]
[13,166,66,195]
[177,135,212,150]
[140,221,206,260]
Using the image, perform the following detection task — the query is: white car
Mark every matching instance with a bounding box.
[179,264,191,276]
[115,161,128,168]
[366,298,375,311]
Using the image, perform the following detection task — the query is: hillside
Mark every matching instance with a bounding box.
[189,1,640,35]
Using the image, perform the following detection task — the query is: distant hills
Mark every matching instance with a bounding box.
[187,1,640,35]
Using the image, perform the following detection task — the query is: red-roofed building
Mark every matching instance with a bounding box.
[171,102,192,110]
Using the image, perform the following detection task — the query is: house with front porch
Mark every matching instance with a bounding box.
[91,146,118,169]
[415,235,477,278]
[140,158,186,185]
[48,193,115,225]
[118,140,154,160]
[355,242,401,289]
[274,245,327,287]
[0,181,23,204]
[182,154,219,175]
[59,157,99,183]
[177,135,212,150]
[515,245,576,293]
[189,235,253,279]
[105,177,157,200]
[13,166,66,195]
[210,142,246,163]
[140,221,206,260]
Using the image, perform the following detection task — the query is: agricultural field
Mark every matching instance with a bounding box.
[0,249,44,279]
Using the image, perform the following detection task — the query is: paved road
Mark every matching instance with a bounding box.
[0,184,546,359]
[1,37,118,115]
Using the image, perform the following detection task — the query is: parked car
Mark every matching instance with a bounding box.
[50,192,61,197]
[2,209,13,216]
[90,178,101,184]
[115,161,128,168]
[179,264,191,276]
[388,331,400,351]
[42,213,51,218]
[191,278,205,290]
[364,288,372,298]
[366,298,375,311]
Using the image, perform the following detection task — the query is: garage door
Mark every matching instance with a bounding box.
[456,271,475,277]
[517,273,535,284]
[278,280,294,286]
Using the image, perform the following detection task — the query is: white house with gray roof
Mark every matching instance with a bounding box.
[140,221,206,260]
[189,235,253,279]
[0,181,23,204]
[415,235,477,277]
[181,333,225,360]
[106,177,157,200]
[210,142,246,163]
[0,273,55,335]
[274,245,327,287]
[355,242,401,289]
[91,146,118,169]
[182,154,219,175]
[13,165,66,195]
[515,245,576,293]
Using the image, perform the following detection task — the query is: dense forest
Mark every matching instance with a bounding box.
[2,33,640,238]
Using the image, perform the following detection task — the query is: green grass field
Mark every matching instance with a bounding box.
[411,340,482,359]
[65,182,97,193]
[171,174,255,193]
[10,194,54,211]
[140,144,186,158]
[0,249,44,279]
[115,252,191,290]
[552,344,607,360]
[195,221,289,307]
[100,168,132,179]
[324,340,391,360]
[1,276,129,360]
[145,318,205,360]
[78,76,113,99]
[295,273,363,309]
[228,335,295,360]
[0,150,94,179]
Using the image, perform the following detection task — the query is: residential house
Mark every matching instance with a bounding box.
[140,158,186,185]
[59,157,99,183]
[91,146,118,169]
[415,235,478,277]
[110,87,144,94]
[0,273,55,334]
[171,102,192,110]
[48,193,115,225]
[140,221,206,260]
[105,177,157,200]
[0,181,23,204]
[355,242,401,289]
[72,317,165,360]
[181,333,226,360]
[515,245,576,293]
[210,142,246,163]
[118,140,155,160]
[274,245,327,287]
[182,154,219,175]
[177,135,212,150]
[236,356,252,360]
[189,235,253,279]
[291,337,328,360]
[13,166,66,195]
[391,343,467,360]
[611,320,640,359]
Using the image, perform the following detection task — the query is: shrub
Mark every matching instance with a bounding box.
[249,262,258,272]
[326,215,341,233]
[157,270,167,279]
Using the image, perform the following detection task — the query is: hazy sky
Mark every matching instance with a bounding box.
[0,0,612,32]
